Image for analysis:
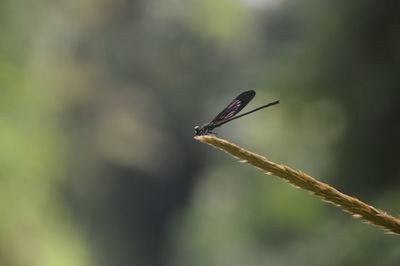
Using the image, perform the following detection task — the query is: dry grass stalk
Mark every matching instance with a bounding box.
[194,135,400,235]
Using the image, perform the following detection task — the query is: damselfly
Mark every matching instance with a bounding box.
[194,90,279,136]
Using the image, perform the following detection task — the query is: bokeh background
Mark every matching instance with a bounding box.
[1,0,400,265]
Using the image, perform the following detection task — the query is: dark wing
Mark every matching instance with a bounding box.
[211,90,256,124]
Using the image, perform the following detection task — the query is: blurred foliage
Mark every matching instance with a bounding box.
[0,0,399,265]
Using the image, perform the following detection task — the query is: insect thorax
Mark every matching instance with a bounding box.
[194,123,215,136]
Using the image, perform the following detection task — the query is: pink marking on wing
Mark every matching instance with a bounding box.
[223,101,241,119]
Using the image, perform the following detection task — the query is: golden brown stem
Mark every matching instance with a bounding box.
[195,135,400,235]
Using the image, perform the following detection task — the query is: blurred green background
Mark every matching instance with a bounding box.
[1,0,399,265]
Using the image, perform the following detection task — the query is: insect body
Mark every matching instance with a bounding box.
[194,90,279,136]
